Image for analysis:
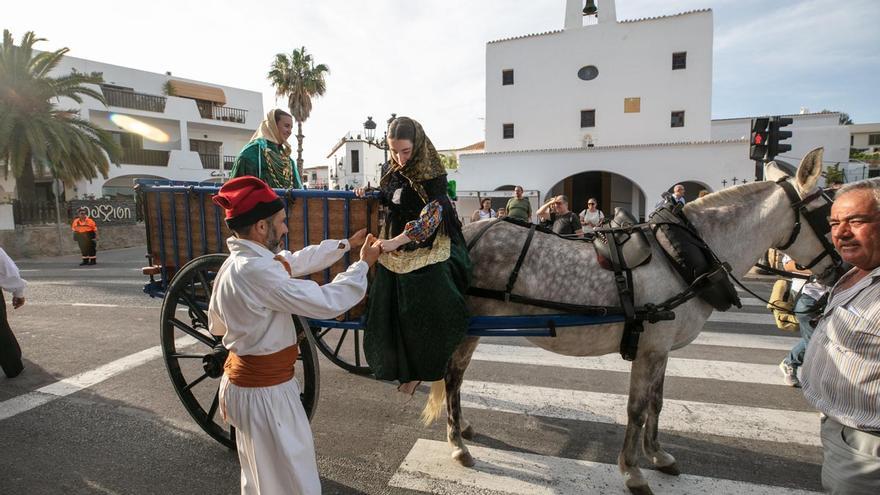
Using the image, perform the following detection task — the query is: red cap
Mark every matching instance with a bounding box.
[212,176,284,229]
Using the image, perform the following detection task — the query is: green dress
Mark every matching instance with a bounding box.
[364,172,472,383]
[230,138,302,189]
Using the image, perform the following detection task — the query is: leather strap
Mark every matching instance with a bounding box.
[504,224,537,301]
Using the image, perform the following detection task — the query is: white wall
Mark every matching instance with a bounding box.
[486,9,713,152]
[711,113,850,165]
[455,140,751,210]
[330,140,385,189]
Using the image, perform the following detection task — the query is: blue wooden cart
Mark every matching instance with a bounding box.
[137,180,631,448]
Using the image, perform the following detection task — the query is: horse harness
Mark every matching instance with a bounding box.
[466,178,841,361]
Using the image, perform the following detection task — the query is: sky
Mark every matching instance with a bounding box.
[4,0,879,167]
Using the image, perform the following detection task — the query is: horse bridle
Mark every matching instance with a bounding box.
[774,177,845,282]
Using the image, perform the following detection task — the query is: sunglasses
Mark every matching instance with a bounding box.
[588,203,596,205]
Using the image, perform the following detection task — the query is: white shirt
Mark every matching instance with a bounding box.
[579,209,605,227]
[781,254,828,300]
[0,248,26,298]
[208,237,368,356]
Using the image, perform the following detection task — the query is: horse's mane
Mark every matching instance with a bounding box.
[687,181,777,210]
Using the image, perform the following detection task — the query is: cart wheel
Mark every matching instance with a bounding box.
[160,254,320,449]
[310,324,372,375]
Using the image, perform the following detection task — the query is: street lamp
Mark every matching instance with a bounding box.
[363,113,396,166]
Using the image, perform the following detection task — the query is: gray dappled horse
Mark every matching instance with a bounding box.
[421,149,838,495]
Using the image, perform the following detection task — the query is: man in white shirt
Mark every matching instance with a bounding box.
[208,176,382,494]
[0,247,27,378]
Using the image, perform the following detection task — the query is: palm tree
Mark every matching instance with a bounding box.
[268,46,329,176]
[0,29,121,201]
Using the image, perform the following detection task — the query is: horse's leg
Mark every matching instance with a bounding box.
[445,336,480,467]
[618,350,668,495]
[642,354,678,475]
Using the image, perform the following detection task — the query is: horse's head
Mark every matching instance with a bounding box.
[765,147,846,285]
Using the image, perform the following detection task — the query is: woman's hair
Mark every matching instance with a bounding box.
[587,197,598,205]
[481,198,492,208]
[387,116,417,142]
[273,109,292,123]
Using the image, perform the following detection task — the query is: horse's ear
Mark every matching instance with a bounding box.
[795,147,824,194]
[764,161,790,182]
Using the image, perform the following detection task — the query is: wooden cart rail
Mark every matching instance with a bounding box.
[136,179,380,317]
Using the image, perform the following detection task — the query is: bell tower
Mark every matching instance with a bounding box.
[564,0,618,29]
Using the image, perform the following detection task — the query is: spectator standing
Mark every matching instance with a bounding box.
[801,178,880,494]
[537,195,584,237]
[470,198,496,222]
[505,185,531,222]
[579,198,605,229]
[0,247,26,378]
[71,207,98,266]
[777,254,829,387]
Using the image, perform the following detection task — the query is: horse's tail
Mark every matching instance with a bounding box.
[421,380,446,425]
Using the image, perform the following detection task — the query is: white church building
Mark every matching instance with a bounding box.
[453,0,849,220]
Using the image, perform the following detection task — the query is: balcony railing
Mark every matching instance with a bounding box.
[198,154,237,170]
[196,102,247,124]
[121,148,169,166]
[102,86,167,113]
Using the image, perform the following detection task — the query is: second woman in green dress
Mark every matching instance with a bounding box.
[230,108,302,189]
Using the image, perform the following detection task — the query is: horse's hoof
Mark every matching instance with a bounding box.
[461,424,475,440]
[452,449,475,468]
[627,484,654,495]
[656,462,680,476]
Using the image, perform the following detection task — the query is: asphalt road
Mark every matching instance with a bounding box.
[0,246,823,494]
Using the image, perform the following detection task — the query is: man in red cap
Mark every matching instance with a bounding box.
[208,176,381,494]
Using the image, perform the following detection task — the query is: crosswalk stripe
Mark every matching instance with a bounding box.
[389,439,819,495]
[0,336,195,422]
[739,297,765,307]
[460,381,820,446]
[693,331,798,351]
[708,312,774,325]
[473,344,787,385]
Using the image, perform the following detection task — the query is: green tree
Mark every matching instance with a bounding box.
[0,30,121,200]
[822,163,846,184]
[820,109,853,125]
[440,153,459,170]
[268,46,329,177]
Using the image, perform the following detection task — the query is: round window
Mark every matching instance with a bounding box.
[578,65,599,81]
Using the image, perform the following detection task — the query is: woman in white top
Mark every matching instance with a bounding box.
[579,198,605,229]
[471,198,496,222]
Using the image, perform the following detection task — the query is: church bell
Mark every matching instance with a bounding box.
[583,0,598,16]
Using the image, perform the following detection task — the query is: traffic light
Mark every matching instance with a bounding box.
[750,117,769,161]
[767,117,793,161]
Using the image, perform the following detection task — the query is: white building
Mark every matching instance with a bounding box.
[0,55,262,202]
[456,0,851,220]
[326,134,386,190]
[849,123,880,154]
[303,164,330,190]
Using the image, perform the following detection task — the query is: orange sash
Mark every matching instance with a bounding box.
[224,345,299,387]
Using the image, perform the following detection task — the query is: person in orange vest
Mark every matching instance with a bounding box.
[71,207,98,266]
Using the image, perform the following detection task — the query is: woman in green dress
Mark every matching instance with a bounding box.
[357,117,471,395]
[229,109,302,189]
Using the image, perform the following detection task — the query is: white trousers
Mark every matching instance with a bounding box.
[219,375,320,495]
